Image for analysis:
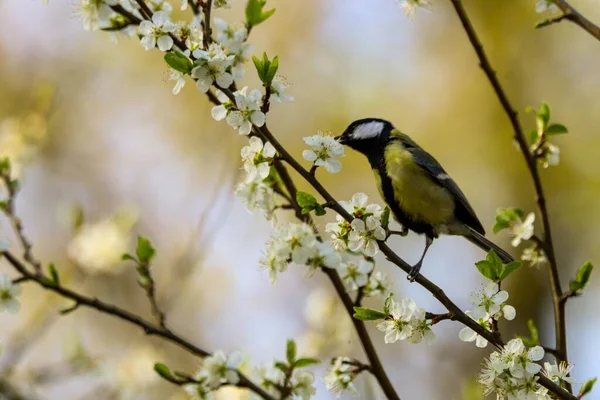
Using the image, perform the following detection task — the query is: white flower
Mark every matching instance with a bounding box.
[325,214,351,251]
[348,216,386,257]
[511,212,535,247]
[323,357,359,397]
[0,274,20,314]
[67,214,134,275]
[459,311,492,348]
[338,259,373,290]
[541,142,560,168]
[168,68,186,95]
[396,0,431,17]
[254,362,285,397]
[192,44,235,92]
[363,270,390,297]
[407,307,435,345]
[241,137,276,182]
[214,0,231,8]
[211,90,232,121]
[271,76,294,103]
[340,192,382,219]
[504,338,544,378]
[201,351,242,388]
[376,298,417,343]
[544,361,575,384]
[76,0,117,31]
[148,0,173,13]
[536,0,558,13]
[292,371,316,400]
[235,176,275,220]
[305,241,342,277]
[522,246,547,267]
[213,18,247,51]
[468,282,515,321]
[226,87,265,135]
[139,12,176,51]
[302,132,344,173]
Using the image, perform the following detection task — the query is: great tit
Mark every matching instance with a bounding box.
[335,118,513,281]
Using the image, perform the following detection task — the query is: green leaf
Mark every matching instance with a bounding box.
[0,157,10,173]
[48,263,60,285]
[579,377,598,398]
[493,208,524,234]
[475,260,496,281]
[265,56,279,84]
[353,307,387,321]
[499,261,522,281]
[546,123,568,136]
[537,102,551,128]
[314,204,326,216]
[286,339,297,365]
[164,52,193,74]
[534,19,551,29]
[294,357,320,368]
[121,253,137,262]
[154,363,174,380]
[528,129,539,145]
[274,361,288,372]
[475,251,504,281]
[519,319,539,347]
[252,55,265,82]
[246,0,275,28]
[296,191,319,214]
[570,261,593,292]
[136,236,156,265]
[383,292,394,315]
[380,207,390,229]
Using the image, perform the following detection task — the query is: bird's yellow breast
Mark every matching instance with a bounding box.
[383,144,455,225]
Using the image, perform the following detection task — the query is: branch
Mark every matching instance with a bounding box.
[551,0,600,41]
[448,0,572,393]
[1,251,275,400]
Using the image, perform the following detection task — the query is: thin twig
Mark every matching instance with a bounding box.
[1,252,275,400]
[202,0,213,49]
[448,0,572,394]
[551,0,600,41]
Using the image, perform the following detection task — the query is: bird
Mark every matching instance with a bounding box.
[335,117,513,281]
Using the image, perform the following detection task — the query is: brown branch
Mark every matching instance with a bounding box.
[551,0,600,41]
[1,251,275,400]
[109,5,142,25]
[448,0,572,394]
[202,0,213,49]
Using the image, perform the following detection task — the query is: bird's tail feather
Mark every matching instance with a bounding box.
[465,227,514,264]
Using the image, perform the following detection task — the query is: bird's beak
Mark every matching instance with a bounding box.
[335,134,347,145]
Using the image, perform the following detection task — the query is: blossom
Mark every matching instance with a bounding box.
[148,0,173,13]
[396,0,431,17]
[0,274,20,314]
[139,12,176,51]
[337,259,373,290]
[211,90,232,121]
[201,351,242,388]
[406,307,435,345]
[536,0,558,13]
[541,142,560,168]
[302,132,344,173]
[67,212,135,275]
[468,282,515,321]
[521,245,547,267]
[510,212,535,247]
[214,18,247,49]
[325,214,351,251]
[544,361,575,384]
[305,241,342,276]
[458,311,492,348]
[235,176,275,220]
[376,298,417,344]
[363,270,390,297]
[323,357,359,397]
[168,68,186,95]
[192,44,235,93]
[348,216,386,257]
[254,362,285,397]
[340,192,382,219]
[226,87,265,135]
[76,0,117,31]
[292,371,316,400]
[271,76,294,103]
[479,339,548,398]
[241,137,276,182]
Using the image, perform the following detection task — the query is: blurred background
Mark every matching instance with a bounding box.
[1,0,599,399]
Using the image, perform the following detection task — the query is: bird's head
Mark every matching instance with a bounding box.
[335,118,393,156]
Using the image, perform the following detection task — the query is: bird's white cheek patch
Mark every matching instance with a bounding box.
[352,121,384,140]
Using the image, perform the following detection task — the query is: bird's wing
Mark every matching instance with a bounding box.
[405,146,486,235]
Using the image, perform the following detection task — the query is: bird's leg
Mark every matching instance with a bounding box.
[387,225,409,239]
[407,236,433,282]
